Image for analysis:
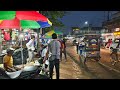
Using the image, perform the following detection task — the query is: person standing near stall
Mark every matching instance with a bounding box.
[26,35,35,63]
[3,49,21,72]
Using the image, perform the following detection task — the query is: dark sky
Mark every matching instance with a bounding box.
[60,11,116,34]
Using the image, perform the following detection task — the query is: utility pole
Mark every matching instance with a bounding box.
[107,11,110,21]
[104,11,106,21]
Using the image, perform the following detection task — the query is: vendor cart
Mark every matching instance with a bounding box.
[82,34,101,64]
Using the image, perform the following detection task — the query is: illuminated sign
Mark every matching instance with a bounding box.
[114,32,120,35]
[72,27,80,31]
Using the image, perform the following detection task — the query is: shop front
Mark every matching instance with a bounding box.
[101,33,115,43]
[113,28,120,39]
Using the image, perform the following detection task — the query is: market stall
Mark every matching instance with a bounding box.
[0,11,52,79]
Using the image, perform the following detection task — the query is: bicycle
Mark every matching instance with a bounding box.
[110,48,120,65]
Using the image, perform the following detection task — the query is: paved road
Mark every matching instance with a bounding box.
[100,48,120,72]
[66,42,120,79]
[53,54,91,79]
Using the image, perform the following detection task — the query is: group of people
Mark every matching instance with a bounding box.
[2,33,67,79]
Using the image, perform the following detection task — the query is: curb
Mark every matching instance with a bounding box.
[98,62,120,74]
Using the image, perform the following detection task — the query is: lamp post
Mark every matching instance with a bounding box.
[85,21,89,34]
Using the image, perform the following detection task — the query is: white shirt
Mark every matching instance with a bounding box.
[26,39,35,51]
[41,47,48,57]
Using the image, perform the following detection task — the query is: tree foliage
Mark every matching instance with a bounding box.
[39,11,69,32]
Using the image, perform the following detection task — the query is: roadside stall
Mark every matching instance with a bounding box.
[0,11,52,79]
[101,33,115,47]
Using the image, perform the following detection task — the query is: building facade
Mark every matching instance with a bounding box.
[102,11,120,38]
[80,27,102,35]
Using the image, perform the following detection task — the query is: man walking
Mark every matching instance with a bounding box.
[44,33,61,79]
[61,38,67,61]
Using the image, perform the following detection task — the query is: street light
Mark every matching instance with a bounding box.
[85,21,88,25]
[85,21,89,33]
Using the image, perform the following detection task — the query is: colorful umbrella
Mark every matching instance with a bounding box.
[37,19,52,28]
[46,30,63,36]
[0,17,40,29]
[0,18,52,29]
[0,11,47,21]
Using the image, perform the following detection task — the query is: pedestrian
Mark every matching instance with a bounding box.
[76,38,79,54]
[44,33,61,79]
[78,39,85,60]
[106,39,110,48]
[61,38,67,61]
[26,35,35,63]
[110,39,112,46]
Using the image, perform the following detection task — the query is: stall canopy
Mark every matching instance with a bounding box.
[0,18,52,29]
[0,11,47,21]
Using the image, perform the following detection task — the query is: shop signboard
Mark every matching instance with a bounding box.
[113,31,120,39]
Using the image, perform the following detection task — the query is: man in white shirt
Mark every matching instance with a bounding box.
[26,35,35,63]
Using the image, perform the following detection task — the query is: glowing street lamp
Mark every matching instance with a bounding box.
[85,21,89,33]
[85,21,88,25]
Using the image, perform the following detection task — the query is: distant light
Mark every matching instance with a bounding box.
[115,28,120,31]
[85,21,88,25]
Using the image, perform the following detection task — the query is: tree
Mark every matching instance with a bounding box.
[39,11,69,31]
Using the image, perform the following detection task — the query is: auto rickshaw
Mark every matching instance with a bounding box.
[82,34,101,64]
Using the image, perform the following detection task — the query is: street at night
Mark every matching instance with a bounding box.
[51,41,120,79]
[0,11,120,79]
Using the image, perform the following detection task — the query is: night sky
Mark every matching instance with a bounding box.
[60,11,116,34]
